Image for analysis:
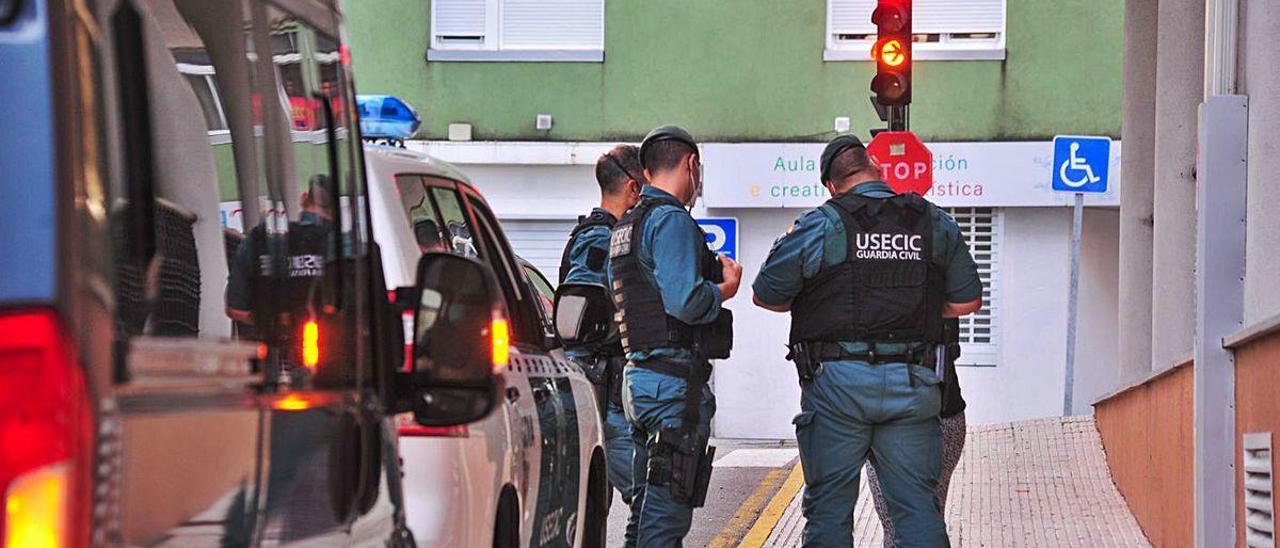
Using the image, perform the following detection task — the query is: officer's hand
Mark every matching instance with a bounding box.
[717,255,743,300]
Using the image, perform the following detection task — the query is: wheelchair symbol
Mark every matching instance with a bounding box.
[703,225,727,252]
[1058,142,1101,188]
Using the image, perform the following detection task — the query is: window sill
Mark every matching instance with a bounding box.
[823,47,1006,62]
[956,343,999,367]
[426,49,604,63]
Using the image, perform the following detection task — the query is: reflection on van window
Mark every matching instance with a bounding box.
[106,0,362,383]
[108,0,262,343]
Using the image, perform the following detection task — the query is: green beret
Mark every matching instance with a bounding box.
[639,125,698,169]
[820,134,866,182]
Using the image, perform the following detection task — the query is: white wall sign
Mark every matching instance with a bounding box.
[701,141,1122,209]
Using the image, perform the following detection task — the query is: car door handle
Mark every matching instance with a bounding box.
[506,386,521,403]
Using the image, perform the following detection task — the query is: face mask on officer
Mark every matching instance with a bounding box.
[685,154,703,211]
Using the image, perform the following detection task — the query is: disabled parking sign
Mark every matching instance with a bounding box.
[1051,136,1112,193]
[696,217,738,260]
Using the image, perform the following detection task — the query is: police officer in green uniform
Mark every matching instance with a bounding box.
[558,144,643,546]
[752,135,982,547]
[612,126,742,546]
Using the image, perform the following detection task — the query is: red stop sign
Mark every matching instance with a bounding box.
[866,131,933,195]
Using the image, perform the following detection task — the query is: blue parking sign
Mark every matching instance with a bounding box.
[1052,136,1112,193]
[696,217,737,260]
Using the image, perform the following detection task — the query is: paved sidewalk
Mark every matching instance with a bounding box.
[760,416,1151,547]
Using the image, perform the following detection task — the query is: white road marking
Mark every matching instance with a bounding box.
[713,448,800,468]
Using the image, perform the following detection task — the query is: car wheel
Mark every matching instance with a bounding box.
[581,451,609,548]
[493,487,519,548]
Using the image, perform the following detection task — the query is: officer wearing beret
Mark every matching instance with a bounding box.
[611,126,742,546]
[752,134,982,547]
[558,144,643,545]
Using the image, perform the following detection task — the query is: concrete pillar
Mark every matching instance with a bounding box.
[1149,0,1204,371]
[1240,0,1280,324]
[1118,0,1158,385]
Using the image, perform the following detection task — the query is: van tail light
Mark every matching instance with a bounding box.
[491,314,509,374]
[0,309,92,548]
[394,414,467,438]
[301,319,320,370]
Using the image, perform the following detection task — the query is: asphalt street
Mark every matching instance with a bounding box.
[605,440,798,547]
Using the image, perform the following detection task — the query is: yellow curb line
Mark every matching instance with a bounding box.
[739,462,805,547]
[707,468,789,548]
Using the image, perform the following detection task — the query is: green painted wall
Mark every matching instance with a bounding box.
[343,0,1122,142]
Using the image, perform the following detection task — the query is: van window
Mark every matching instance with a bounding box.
[106,0,264,350]
[431,187,478,257]
[522,263,557,340]
[394,175,450,253]
[464,194,543,345]
[102,0,367,384]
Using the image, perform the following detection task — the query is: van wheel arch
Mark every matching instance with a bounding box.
[581,448,609,548]
[493,485,520,548]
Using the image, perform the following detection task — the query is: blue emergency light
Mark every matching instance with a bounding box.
[356,95,421,140]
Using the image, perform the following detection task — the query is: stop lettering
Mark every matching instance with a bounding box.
[866,131,933,195]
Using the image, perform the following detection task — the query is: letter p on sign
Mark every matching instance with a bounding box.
[867,131,933,196]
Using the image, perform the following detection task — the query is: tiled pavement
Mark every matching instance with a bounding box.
[761,416,1151,547]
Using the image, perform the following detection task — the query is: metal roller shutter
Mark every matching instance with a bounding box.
[943,207,1003,367]
[500,218,578,284]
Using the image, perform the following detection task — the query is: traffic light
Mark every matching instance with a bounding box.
[871,0,912,106]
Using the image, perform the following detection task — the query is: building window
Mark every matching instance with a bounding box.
[428,0,604,62]
[825,0,1006,61]
[943,207,1002,366]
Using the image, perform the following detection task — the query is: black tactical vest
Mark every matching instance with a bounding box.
[558,209,617,285]
[789,191,945,346]
[249,219,331,343]
[609,194,715,354]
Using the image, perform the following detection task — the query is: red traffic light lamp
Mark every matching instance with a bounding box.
[871,0,912,110]
[870,0,912,134]
[871,1,908,34]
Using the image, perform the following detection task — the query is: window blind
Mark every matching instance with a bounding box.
[501,0,603,49]
[828,0,1004,38]
[434,0,487,40]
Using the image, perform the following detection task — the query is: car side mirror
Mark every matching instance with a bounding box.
[553,282,615,348]
[400,252,506,426]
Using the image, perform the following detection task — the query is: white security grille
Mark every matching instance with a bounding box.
[943,207,1001,367]
[1245,433,1275,548]
[827,0,1005,58]
[432,0,603,51]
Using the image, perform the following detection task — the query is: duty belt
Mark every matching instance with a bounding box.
[788,340,938,387]
[787,341,936,366]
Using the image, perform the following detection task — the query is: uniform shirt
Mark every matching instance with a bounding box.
[562,208,615,286]
[752,181,982,353]
[623,185,723,365]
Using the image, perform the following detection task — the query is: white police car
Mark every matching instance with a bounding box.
[360,97,610,547]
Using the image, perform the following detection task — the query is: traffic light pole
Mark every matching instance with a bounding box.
[889,104,909,131]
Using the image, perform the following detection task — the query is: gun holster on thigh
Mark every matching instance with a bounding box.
[654,422,716,508]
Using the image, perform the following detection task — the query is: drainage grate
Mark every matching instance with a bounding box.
[1245,432,1275,548]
